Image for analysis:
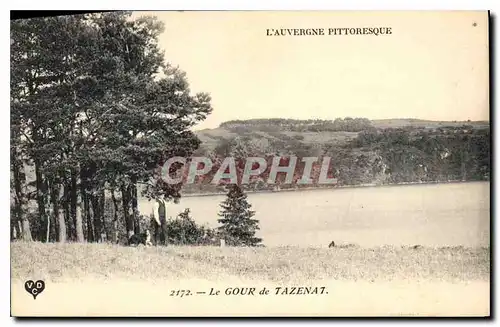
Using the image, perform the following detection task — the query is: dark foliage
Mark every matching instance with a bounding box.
[217,185,262,246]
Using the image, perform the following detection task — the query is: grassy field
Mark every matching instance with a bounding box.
[11,241,490,284]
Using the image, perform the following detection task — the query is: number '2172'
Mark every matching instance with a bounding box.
[169,289,192,297]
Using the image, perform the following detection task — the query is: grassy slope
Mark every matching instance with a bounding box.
[11,242,490,284]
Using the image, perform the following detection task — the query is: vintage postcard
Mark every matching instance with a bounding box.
[10,10,490,317]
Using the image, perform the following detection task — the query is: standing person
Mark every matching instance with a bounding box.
[152,195,169,246]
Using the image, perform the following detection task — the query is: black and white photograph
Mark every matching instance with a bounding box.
[10,10,490,317]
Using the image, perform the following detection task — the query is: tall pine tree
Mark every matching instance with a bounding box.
[217,185,262,246]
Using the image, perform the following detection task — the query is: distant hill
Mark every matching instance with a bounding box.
[184,117,490,194]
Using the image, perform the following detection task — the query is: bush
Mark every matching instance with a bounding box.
[165,209,219,246]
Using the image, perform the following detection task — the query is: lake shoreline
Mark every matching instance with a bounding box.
[179,179,490,198]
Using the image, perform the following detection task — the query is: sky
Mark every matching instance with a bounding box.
[133,11,489,130]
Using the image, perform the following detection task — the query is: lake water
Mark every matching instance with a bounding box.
[138,182,490,248]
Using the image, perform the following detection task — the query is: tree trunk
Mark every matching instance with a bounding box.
[12,188,32,242]
[12,157,32,241]
[49,181,58,242]
[91,194,101,242]
[21,218,33,242]
[111,189,120,244]
[46,209,51,243]
[131,176,140,235]
[35,162,48,241]
[91,189,106,243]
[121,184,134,239]
[57,183,67,243]
[86,193,95,242]
[18,221,23,237]
[11,217,17,241]
[47,181,58,243]
[99,188,106,242]
[58,208,67,243]
[11,127,33,242]
[81,167,94,242]
[70,170,78,240]
[75,182,85,242]
[63,182,72,241]
[78,168,87,242]
[11,194,31,242]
